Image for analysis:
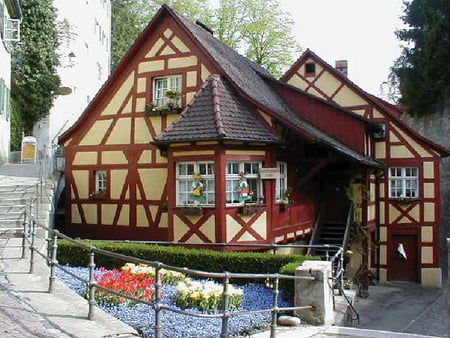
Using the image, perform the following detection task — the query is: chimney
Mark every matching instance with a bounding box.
[335,60,348,77]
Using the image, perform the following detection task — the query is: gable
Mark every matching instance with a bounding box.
[60,11,220,146]
[282,50,450,159]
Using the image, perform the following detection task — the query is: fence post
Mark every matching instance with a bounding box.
[87,249,97,320]
[270,275,280,338]
[154,263,162,338]
[21,211,28,259]
[29,220,36,274]
[220,272,231,338]
[48,233,58,293]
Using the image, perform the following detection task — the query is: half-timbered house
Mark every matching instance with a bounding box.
[58,5,449,287]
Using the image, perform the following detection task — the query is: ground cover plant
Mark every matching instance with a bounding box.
[56,263,293,337]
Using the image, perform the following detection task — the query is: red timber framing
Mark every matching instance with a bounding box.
[58,5,449,286]
[281,49,448,285]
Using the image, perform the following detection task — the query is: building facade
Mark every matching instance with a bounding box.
[0,0,21,164]
[33,0,111,161]
[59,5,449,287]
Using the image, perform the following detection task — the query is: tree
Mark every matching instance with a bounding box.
[11,0,60,135]
[111,0,300,77]
[240,0,300,77]
[111,0,212,69]
[212,0,301,77]
[392,0,450,115]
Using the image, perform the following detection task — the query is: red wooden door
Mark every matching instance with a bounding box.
[390,234,418,282]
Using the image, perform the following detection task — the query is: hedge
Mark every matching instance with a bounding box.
[56,240,316,280]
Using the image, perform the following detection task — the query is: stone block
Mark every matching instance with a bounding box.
[295,260,334,325]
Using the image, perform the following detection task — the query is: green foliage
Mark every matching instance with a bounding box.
[57,240,312,281]
[11,0,61,134]
[392,0,450,115]
[9,99,24,151]
[111,0,212,69]
[111,0,300,77]
[279,257,321,302]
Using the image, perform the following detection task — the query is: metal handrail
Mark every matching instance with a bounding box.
[7,171,348,338]
[20,210,327,338]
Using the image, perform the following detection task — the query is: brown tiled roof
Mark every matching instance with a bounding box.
[154,75,283,144]
[168,6,383,166]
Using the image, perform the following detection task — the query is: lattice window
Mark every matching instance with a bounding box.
[177,162,215,206]
[95,170,108,194]
[388,167,419,199]
[153,75,182,107]
[275,162,287,202]
[226,161,262,205]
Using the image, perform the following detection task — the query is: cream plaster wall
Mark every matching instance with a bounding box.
[138,168,167,200]
[79,120,112,146]
[421,268,442,287]
[110,170,128,199]
[73,152,98,165]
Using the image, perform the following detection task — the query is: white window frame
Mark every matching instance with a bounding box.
[388,167,419,199]
[153,75,182,107]
[275,162,287,202]
[226,161,262,205]
[95,170,107,194]
[176,162,215,206]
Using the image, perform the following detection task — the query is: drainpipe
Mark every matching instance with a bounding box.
[375,170,383,282]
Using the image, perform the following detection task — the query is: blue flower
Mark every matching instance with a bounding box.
[56,266,293,337]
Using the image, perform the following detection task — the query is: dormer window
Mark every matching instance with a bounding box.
[153,75,182,108]
[305,62,316,76]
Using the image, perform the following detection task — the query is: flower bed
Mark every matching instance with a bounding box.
[56,265,292,337]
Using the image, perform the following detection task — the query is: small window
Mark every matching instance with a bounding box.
[305,62,316,75]
[95,170,107,194]
[153,75,182,108]
[275,162,287,202]
[388,167,419,199]
[226,161,262,204]
[177,162,215,206]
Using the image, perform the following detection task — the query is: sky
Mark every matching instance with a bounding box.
[278,0,407,98]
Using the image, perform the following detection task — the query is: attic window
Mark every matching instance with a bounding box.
[305,62,316,76]
[153,75,182,108]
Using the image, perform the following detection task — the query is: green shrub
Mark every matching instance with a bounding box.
[56,240,314,285]
[279,256,321,302]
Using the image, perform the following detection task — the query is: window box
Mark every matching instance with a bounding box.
[388,198,420,204]
[145,103,182,116]
[181,206,203,216]
[238,203,261,215]
[89,190,107,200]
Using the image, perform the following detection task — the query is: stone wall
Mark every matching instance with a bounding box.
[401,95,450,282]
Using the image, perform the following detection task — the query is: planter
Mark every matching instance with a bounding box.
[145,105,182,116]
[238,204,261,215]
[89,191,107,200]
[181,207,203,216]
[280,203,291,211]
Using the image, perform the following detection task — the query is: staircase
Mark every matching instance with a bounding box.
[309,203,353,260]
[313,221,347,259]
[0,180,53,238]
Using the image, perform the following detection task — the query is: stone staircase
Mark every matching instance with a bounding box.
[0,181,53,237]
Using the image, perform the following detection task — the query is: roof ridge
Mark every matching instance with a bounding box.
[210,75,226,137]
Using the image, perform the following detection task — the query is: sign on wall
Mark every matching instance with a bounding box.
[259,168,279,179]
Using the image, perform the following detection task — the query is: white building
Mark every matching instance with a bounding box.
[34,0,111,160]
[0,0,21,164]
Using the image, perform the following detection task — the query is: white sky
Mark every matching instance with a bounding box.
[278,0,406,97]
